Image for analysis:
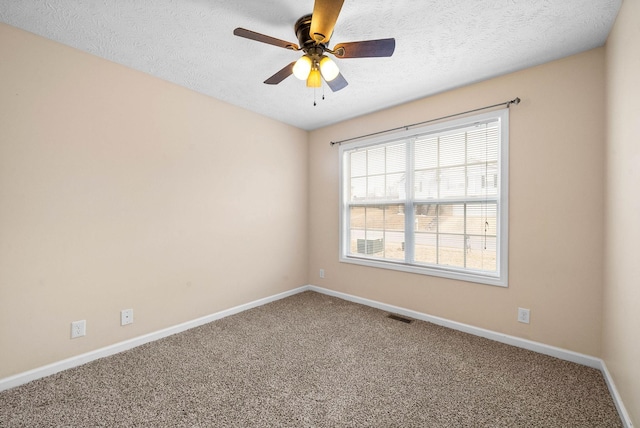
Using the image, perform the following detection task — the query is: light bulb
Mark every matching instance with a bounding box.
[306,69,322,88]
[319,56,339,81]
[292,56,312,80]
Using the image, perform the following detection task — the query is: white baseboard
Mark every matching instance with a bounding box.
[0,286,309,392]
[308,285,601,366]
[1,284,633,427]
[308,285,633,427]
[600,361,635,428]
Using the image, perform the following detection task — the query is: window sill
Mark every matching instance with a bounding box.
[340,255,507,287]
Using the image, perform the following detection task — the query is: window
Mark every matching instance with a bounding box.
[339,109,508,287]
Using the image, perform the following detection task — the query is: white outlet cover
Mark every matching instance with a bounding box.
[121,309,133,326]
[518,308,530,324]
[71,320,86,338]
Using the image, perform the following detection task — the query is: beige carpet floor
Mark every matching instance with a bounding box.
[0,291,622,427]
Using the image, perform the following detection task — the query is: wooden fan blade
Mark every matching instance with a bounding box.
[233,28,299,50]
[325,72,348,92]
[333,38,396,58]
[310,0,345,44]
[264,62,296,85]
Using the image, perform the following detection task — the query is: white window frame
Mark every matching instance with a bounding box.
[339,109,509,287]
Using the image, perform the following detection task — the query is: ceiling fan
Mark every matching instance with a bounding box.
[233,0,395,92]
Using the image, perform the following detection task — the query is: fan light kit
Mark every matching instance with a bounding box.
[233,0,395,92]
[292,55,339,85]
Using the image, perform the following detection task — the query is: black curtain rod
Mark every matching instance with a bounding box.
[329,97,521,146]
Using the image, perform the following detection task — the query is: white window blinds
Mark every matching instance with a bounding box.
[339,109,509,287]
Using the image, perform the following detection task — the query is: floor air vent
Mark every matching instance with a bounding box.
[387,314,413,324]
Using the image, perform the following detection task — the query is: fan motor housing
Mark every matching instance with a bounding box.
[295,14,326,55]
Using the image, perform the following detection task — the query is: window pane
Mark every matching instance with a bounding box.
[349,206,365,254]
[350,151,367,177]
[467,163,498,197]
[439,132,465,167]
[368,147,385,175]
[386,144,406,173]
[415,137,437,169]
[349,206,365,229]
[365,206,385,233]
[386,173,405,200]
[467,125,498,164]
[439,166,466,198]
[438,234,465,268]
[350,229,364,254]
[466,164,484,197]
[414,170,438,199]
[350,177,366,200]
[415,204,438,232]
[438,204,465,234]
[367,175,385,199]
[384,204,405,260]
[466,236,497,272]
[466,203,497,236]
[415,232,437,264]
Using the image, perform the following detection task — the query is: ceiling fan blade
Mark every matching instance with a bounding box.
[264,62,296,85]
[325,72,348,92]
[233,28,299,50]
[310,0,345,44]
[333,38,396,58]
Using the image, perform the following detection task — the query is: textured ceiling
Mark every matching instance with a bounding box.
[0,0,621,130]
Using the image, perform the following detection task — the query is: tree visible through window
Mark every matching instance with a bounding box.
[339,109,509,287]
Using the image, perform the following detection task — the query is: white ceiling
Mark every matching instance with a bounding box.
[0,0,621,130]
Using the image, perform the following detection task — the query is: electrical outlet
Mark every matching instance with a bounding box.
[518,308,530,324]
[71,320,86,338]
[121,309,133,326]
[319,269,325,279]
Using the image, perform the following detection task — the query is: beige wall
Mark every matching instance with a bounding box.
[604,0,640,423]
[0,23,309,378]
[309,48,606,357]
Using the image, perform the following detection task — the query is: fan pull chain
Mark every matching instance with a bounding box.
[312,85,326,106]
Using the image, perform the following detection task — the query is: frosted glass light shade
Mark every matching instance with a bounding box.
[306,69,322,87]
[320,56,339,81]
[292,56,312,80]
